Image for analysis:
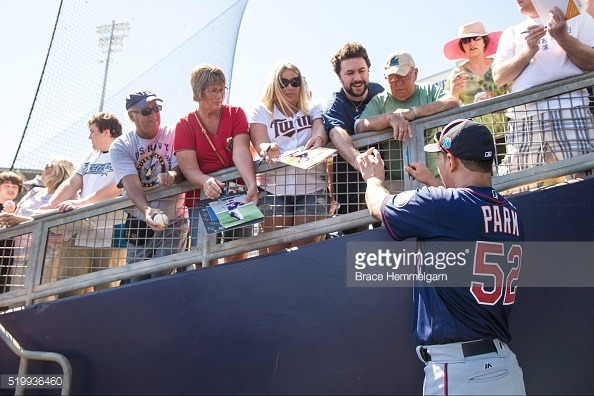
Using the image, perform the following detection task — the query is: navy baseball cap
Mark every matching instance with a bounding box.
[424,119,495,161]
[125,90,163,110]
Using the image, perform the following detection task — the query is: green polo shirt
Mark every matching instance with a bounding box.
[360,83,445,180]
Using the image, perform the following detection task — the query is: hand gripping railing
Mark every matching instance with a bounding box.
[0,321,72,395]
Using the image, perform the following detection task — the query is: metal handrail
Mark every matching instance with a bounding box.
[0,322,72,395]
[0,71,593,308]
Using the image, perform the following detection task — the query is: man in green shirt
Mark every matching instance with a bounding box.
[355,51,459,186]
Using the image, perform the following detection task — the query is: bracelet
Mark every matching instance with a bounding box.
[314,135,324,146]
[411,106,418,119]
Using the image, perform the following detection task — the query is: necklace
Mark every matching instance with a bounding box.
[347,97,364,113]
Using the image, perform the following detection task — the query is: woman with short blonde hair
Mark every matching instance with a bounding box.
[174,63,257,258]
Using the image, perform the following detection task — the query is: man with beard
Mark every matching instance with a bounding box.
[323,42,385,234]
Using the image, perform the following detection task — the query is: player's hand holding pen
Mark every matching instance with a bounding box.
[405,162,443,187]
[257,142,280,167]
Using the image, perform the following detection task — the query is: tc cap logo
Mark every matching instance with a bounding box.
[389,57,401,67]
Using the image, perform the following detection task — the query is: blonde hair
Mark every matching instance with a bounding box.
[260,62,310,117]
[190,63,226,102]
[44,158,76,191]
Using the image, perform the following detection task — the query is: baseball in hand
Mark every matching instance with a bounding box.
[2,200,16,213]
[152,213,169,228]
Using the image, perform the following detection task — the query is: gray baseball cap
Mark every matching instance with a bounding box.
[383,51,416,77]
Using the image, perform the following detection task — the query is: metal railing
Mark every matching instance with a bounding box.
[0,322,72,395]
[0,71,593,309]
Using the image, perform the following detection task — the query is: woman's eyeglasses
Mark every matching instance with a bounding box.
[130,105,162,116]
[279,77,301,88]
[460,36,483,44]
[202,87,229,96]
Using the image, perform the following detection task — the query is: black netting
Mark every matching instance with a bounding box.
[12,0,248,172]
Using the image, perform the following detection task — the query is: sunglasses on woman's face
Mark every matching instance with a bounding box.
[460,36,483,44]
[279,77,301,88]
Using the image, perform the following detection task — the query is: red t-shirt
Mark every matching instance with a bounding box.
[174,104,249,207]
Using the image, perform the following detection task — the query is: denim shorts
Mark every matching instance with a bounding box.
[260,189,330,216]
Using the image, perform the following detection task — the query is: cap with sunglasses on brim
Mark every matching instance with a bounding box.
[125,90,163,110]
[424,119,495,161]
[383,51,416,78]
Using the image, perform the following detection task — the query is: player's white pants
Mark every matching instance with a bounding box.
[417,339,526,395]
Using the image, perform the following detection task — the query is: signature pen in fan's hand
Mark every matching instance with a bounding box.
[258,143,273,167]
[521,26,547,34]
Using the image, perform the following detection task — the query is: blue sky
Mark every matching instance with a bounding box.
[1,0,523,169]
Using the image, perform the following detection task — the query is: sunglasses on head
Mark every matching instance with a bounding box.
[131,105,162,116]
[460,36,483,44]
[279,77,301,88]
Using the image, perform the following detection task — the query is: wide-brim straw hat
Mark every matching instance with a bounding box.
[443,21,502,60]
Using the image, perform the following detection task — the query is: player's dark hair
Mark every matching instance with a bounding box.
[460,158,493,173]
[331,42,371,76]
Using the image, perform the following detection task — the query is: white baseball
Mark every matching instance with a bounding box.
[2,200,16,213]
[152,213,169,227]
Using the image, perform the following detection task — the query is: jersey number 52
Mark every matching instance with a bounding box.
[470,241,522,305]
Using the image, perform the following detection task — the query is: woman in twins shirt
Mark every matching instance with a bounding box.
[250,62,330,253]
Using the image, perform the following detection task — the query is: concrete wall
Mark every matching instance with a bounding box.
[1,177,593,395]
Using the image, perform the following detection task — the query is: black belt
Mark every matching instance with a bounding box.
[419,339,497,362]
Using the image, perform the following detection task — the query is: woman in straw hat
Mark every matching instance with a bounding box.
[444,22,508,162]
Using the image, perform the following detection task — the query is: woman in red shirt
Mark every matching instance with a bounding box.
[174,64,257,259]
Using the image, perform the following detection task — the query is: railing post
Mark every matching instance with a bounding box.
[23,223,47,307]
[0,322,72,395]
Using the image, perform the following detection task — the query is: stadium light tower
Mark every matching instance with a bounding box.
[97,21,130,112]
